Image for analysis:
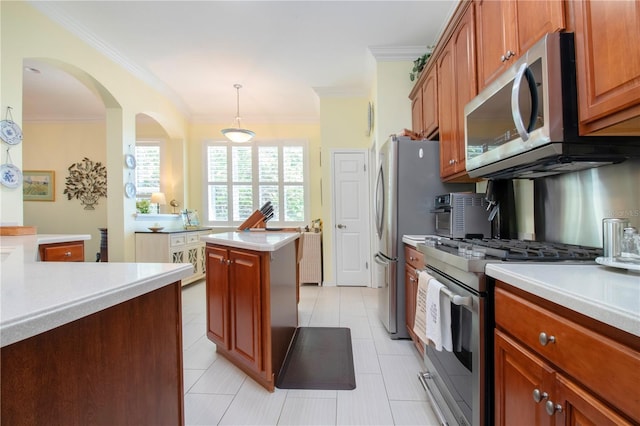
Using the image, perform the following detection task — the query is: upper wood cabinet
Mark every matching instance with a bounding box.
[410,85,423,137]
[475,0,565,90]
[409,62,438,140]
[437,2,477,181]
[421,66,439,139]
[568,0,640,135]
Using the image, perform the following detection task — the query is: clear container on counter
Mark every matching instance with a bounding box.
[621,227,640,260]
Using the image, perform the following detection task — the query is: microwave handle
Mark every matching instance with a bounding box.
[511,63,539,142]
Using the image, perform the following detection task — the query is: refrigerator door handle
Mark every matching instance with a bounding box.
[373,252,389,266]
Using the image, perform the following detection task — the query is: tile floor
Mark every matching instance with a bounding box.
[181,281,440,425]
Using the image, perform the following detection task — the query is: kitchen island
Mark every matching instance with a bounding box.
[201,231,300,391]
[1,234,192,425]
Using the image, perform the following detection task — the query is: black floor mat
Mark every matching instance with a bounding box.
[276,327,356,390]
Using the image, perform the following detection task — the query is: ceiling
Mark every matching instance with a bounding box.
[23,1,457,124]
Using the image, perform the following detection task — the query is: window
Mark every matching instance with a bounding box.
[204,140,309,227]
[135,142,161,200]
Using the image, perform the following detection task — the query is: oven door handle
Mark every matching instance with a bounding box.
[420,269,473,308]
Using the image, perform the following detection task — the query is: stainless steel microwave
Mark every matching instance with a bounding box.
[464,32,640,179]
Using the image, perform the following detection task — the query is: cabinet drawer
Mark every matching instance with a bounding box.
[39,241,84,262]
[404,245,424,270]
[495,286,640,422]
[170,234,186,247]
[187,233,200,244]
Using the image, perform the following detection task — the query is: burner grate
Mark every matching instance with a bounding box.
[436,237,603,261]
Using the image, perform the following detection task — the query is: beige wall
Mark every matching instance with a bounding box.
[1,1,188,261]
[1,1,428,283]
[23,122,107,261]
[319,96,371,284]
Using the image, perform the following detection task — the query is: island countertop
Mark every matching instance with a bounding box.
[0,234,192,347]
[201,231,299,251]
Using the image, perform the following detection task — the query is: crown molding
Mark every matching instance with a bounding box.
[28,1,192,118]
[368,45,431,62]
[312,87,368,98]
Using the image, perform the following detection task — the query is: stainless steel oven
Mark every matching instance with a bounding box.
[418,237,604,425]
[417,259,491,426]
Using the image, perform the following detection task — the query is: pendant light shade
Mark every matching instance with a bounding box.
[221,84,255,143]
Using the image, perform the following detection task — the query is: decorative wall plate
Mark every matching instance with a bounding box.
[0,163,22,188]
[124,154,136,169]
[125,182,137,198]
[0,120,22,145]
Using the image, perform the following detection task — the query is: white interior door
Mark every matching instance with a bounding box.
[332,150,371,286]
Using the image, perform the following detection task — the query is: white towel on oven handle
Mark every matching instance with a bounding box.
[425,277,453,351]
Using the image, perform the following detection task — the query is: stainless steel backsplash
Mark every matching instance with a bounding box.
[534,159,640,248]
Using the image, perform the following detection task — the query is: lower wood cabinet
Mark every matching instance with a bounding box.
[136,230,209,285]
[205,242,298,392]
[206,245,262,372]
[494,282,640,425]
[404,244,424,356]
[1,282,184,425]
[39,240,84,262]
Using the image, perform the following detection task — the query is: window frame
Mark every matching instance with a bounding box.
[134,139,165,201]
[202,139,310,228]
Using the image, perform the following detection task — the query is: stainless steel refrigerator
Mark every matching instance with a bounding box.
[374,136,474,339]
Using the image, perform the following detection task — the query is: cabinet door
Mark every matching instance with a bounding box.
[421,66,438,139]
[514,0,564,54]
[495,330,555,426]
[476,0,564,91]
[451,5,477,176]
[437,44,457,178]
[228,249,262,371]
[411,88,423,137]
[571,0,640,134]
[555,374,635,426]
[206,246,230,349]
[405,264,416,339]
[404,264,424,356]
[475,0,515,89]
[438,4,477,180]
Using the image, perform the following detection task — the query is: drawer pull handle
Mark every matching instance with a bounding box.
[538,332,555,346]
[532,388,548,403]
[545,400,563,416]
[64,251,72,257]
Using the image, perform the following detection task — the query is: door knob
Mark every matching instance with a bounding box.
[337,224,346,229]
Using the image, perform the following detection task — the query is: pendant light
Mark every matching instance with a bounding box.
[221,84,255,143]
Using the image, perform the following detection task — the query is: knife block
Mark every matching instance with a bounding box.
[237,210,267,231]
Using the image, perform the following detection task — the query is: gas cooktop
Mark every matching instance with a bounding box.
[420,236,603,274]
[438,237,603,261]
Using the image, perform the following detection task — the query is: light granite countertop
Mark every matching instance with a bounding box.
[486,263,640,338]
[0,234,192,347]
[201,231,299,252]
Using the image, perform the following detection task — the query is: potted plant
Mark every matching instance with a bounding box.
[409,49,434,82]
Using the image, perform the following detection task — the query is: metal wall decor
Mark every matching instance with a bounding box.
[64,157,107,210]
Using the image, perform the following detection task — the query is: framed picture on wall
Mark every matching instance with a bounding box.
[23,170,55,201]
